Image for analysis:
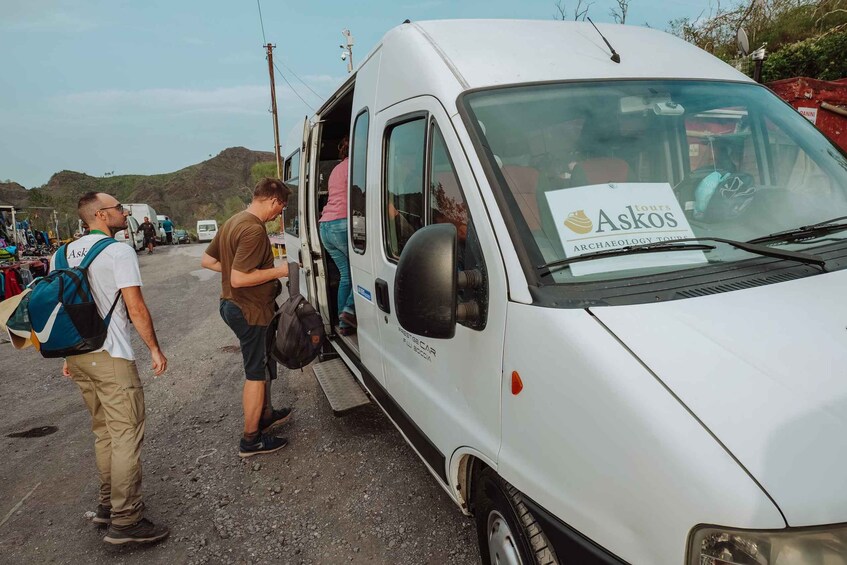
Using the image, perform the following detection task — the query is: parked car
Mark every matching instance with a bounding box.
[174,229,190,244]
[283,19,847,565]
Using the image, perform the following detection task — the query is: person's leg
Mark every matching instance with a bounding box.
[219,300,284,436]
[242,380,264,435]
[67,355,112,516]
[320,220,355,323]
[76,352,147,531]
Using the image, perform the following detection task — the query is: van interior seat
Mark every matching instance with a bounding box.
[570,157,631,186]
[501,165,541,231]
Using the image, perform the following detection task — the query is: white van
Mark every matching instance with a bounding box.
[126,203,159,236]
[196,219,218,242]
[283,20,847,564]
[114,215,143,251]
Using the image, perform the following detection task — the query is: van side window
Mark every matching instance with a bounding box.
[384,118,426,260]
[350,110,369,253]
[283,150,300,237]
[429,122,472,257]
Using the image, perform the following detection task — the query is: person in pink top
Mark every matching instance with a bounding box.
[319,136,356,335]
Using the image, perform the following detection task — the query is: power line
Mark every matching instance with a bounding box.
[274,58,325,100]
[256,0,267,45]
[274,62,316,112]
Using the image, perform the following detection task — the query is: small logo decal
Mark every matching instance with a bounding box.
[357,285,372,302]
[564,210,593,234]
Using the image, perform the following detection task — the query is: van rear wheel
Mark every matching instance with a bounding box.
[473,467,559,565]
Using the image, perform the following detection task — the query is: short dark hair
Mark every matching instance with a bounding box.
[338,136,349,160]
[77,191,103,223]
[253,178,291,202]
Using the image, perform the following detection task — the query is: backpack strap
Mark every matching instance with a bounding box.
[287,262,299,296]
[264,309,282,381]
[79,237,117,269]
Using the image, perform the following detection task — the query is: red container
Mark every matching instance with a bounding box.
[768,77,847,153]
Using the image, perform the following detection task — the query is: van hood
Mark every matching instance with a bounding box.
[590,270,847,526]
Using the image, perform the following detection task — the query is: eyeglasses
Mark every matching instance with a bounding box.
[97,203,124,213]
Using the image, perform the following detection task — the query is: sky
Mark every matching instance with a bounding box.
[0,0,709,188]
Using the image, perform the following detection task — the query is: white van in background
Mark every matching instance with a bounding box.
[114,215,143,251]
[196,219,218,242]
[126,203,159,235]
[283,19,847,565]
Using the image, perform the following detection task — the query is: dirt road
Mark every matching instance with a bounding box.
[0,243,479,564]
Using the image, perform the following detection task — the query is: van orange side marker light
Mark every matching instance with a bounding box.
[511,371,523,395]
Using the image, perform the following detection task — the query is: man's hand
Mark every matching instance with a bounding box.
[62,360,71,378]
[151,348,168,376]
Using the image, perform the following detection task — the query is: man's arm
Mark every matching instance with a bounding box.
[201,253,222,272]
[231,262,288,289]
[121,286,167,376]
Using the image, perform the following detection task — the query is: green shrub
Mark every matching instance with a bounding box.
[762,30,847,82]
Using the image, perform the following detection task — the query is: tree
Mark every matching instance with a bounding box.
[554,0,594,21]
[610,0,630,24]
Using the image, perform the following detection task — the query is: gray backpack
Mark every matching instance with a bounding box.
[265,263,325,371]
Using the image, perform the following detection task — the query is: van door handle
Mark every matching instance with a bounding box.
[374,279,390,314]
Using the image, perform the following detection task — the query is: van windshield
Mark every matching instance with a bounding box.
[198,224,216,232]
[462,80,847,284]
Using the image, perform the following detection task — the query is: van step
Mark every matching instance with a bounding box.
[312,358,370,416]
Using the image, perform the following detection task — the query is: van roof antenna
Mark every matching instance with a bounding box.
[586,17,621,64]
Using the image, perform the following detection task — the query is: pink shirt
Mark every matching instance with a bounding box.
[320,157,349,222]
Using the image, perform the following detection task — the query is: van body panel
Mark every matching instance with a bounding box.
[591,270,847,527]
[348,49,385,386]
[375,25,464,117]
[304,120,330,322]
[414,20,750,88]
[370,95,508,483]
[500,303,785,565]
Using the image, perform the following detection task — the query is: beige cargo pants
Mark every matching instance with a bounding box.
[67,350,145,527]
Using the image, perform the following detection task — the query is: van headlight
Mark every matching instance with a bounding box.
[688,524,847,564]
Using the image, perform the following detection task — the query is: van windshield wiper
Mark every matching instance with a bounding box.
[746,216,847,245]
[537,237,826,275]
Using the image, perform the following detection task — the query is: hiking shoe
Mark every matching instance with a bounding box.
[103,518,169,545]
[260,407,292,433]
[93,504,111,526]
[340,312,357,328]
[239,433,288,458]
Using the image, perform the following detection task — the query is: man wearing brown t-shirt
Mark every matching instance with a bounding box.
[201,178,292,457]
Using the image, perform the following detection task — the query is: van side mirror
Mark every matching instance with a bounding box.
[395,224,459,339]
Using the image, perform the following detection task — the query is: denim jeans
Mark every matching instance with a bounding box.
[319,219,355,324]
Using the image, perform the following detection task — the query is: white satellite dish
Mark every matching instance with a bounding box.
[736,28,750,56]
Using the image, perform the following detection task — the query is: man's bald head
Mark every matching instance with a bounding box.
[78,192,106,224]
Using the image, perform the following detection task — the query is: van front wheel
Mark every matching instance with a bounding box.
[473,468,559,565]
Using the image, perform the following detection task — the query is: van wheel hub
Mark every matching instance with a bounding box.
[487,510,523,565]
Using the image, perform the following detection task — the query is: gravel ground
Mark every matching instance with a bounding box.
[0,243,480,564]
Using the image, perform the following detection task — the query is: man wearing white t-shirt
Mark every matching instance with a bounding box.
[54,192,169,545]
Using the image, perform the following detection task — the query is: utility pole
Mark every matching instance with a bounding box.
[265,43,283,179]
[340,29,354,74]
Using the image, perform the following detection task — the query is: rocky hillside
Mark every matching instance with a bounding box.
[0,181,29,208]
[19,147,275,232]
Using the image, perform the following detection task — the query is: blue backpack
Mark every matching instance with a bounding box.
[28,238,121,358]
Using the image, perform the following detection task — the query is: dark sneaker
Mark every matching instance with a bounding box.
[103,518,169,545]
[93,504,111,526]
[239,433,288,458]
[260,407,292,433]
[340,312,357,328]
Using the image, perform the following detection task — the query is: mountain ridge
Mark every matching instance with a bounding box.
[4,147,275,233]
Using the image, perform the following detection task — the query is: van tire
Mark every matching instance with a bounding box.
[473,467,559,565]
